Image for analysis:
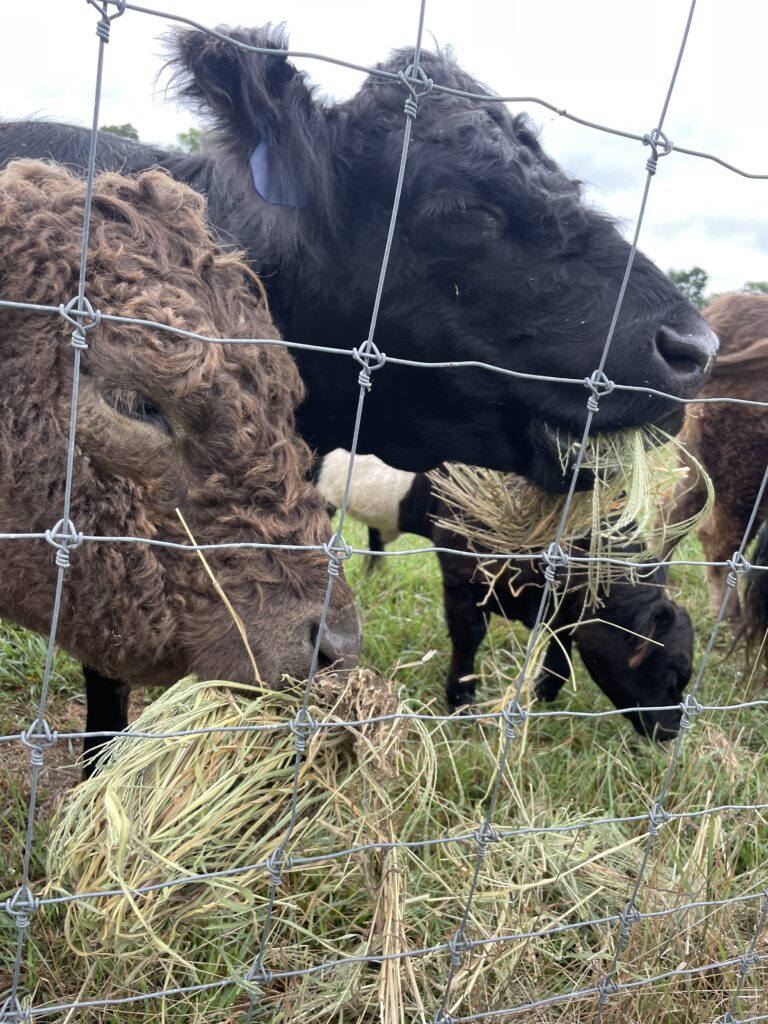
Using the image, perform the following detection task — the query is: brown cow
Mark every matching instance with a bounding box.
[0,160,360,767]
[668,294,768,620]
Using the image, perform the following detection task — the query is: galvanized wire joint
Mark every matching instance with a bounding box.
[59,296,101,349]
[642,128,674,175]
[399,64,434,119]
[583,369,616,412]
[44,519,84,569]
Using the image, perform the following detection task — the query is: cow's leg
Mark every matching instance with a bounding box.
[534,630,573,702]
[82,667,130,778]
[698,510,746,622]
[444,583,489,709]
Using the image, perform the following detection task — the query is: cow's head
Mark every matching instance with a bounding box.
[574,580,693,740]
[168,26,717,486]
[0,161,360,688]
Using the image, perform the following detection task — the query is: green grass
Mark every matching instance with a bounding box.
[1,521,767,1021]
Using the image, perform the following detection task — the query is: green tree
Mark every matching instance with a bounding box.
[175,127,207,154]
[667,266,709,309]
[741,280,768,295]
[99,122,139,141]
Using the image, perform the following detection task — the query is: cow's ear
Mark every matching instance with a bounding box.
[168,25,331,208]
[627,603,674,670]
[627,632,654,671]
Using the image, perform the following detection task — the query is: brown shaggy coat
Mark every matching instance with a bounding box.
[0,160,359,688]
[670,293,768,619]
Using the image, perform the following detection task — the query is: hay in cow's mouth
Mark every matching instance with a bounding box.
[430,426,712,599]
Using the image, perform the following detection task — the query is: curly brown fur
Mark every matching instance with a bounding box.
[0,160,359,691]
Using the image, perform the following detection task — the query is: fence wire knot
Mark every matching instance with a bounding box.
[642,128,674,175]
[474,822,500,859]
[432,1011,454,1024]
[20,718,57,766]
[323,531,352,576]
[4,886,40,931]
[399,64,434,119]
[290,708,318,753]
[679,692,704,730]
[715,1014,738,1024]
[501,700,528,738]
[618,901,642,939]
[726,550,751,588]
[648,801,670,836]
[45,518,84,569]
[0,997,30,1023]
[738,949,759,976]
[352,340,386,390]
[583,369,616,412]
[59,296,101,349]
[447,930,471,968]
[243,963,273,988]
[597,974,620,1004]
[542,542,569,583]
[265,847,291,887]
[87,0,125,41]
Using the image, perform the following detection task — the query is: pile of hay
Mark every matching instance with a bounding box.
[431,427,712,597]
[42,669,733,1023]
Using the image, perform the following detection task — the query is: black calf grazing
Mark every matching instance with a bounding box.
[437,536,691,739]
[318,452,693,739]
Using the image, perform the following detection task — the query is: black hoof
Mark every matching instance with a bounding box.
[446,687,477,712]
[534,672,564,703]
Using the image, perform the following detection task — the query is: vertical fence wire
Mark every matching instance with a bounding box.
[429,1,710,1020]
[1,3,121,1019]
[240,3,430,1018]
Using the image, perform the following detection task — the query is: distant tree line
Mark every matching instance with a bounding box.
[667,265,768,309]
[99,123,206,154]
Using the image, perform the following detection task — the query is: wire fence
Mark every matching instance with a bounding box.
[0,0,767,1021]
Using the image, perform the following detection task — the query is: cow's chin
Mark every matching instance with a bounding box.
[524,419,593,494]
[525,407,686,495]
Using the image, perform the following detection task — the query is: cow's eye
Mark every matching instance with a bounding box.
[443,207,502,236]
[105,387,173,436]
[415,206,502,253]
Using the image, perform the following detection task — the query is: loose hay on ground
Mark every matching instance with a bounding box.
[37,669,765,1023]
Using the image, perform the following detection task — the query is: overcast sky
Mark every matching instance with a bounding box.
[2,0,766,293]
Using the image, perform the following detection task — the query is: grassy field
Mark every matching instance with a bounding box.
[1,521,766,1022]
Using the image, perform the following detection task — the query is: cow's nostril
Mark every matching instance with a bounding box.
[655,324,718,376]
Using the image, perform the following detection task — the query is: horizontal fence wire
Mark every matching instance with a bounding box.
[0,0,767,1021]
[3,300,768,411]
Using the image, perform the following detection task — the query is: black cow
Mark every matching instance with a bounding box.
[0,23,717,488]
[317,452,693,739]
